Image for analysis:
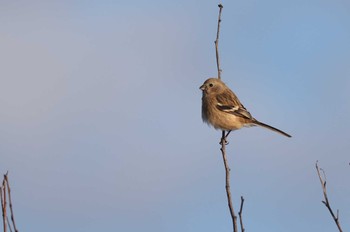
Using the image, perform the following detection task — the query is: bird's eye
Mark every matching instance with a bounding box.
[209,83,214,87]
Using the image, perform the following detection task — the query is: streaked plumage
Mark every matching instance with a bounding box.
[200,78,291,137]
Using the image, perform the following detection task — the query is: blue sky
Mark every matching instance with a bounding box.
[1,1,349,231]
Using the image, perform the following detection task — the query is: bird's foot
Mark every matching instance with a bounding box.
[219,130,231,145]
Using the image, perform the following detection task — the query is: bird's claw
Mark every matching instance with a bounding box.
[219,138,229,145]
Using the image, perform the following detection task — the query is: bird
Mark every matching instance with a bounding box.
[200,78,291,137]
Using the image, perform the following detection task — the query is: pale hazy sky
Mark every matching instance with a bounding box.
[1,1,349,231]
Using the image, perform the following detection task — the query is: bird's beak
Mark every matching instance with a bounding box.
[199,84,205,91]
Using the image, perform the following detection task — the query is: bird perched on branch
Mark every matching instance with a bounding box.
[200,78,291,137]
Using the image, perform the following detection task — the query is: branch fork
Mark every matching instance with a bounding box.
[316,161,343,232]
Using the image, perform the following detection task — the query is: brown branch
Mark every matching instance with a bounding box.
[220,131,237,232]
[215,4,239,232]
[6,216,13,232]
[0,186,3,232]
[1,180,7,232]
[238,196,245,232]
[316,161,343,232]
[215,4,223,80]
[4,174,18,232]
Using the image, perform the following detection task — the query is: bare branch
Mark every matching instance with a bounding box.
[6,216,13,232]
[4,174,18,232]
[316,161,343,232]
[220,131,237,232]
[215,4,223,80]
[238,196,245,232]
[1,180,7,232]
[214,4,240,232]
[0,186,4,232]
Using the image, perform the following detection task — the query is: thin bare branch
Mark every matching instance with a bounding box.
[316,161,343,232]
[6,216,13,232]
[4,174,18,232]
[1,180,7,232]
[214,4,240,232]
[215,4,223,80]
[238,196,245,232]
[220,131,237,232]
[1,186,4,232]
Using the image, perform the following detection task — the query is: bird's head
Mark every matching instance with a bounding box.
[199,78,225,95]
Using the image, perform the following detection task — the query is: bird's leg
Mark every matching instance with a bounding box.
[220,130,231,145]
[225,130,232,140]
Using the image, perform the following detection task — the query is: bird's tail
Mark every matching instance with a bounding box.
[254,121,291,138]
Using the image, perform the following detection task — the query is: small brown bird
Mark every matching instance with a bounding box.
[200,78,291,137]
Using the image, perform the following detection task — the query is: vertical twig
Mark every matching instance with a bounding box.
[316,161,343,232]
[238,196,245,232]
[4,174,18,232]
[0,185,4,232]
[220,131,237,232]
[215,4,239,232]
[1,180,7,232]
[6,216,13,232]
[215,4,223,80]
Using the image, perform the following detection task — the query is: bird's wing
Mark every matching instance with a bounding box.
[215,91,253,120]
